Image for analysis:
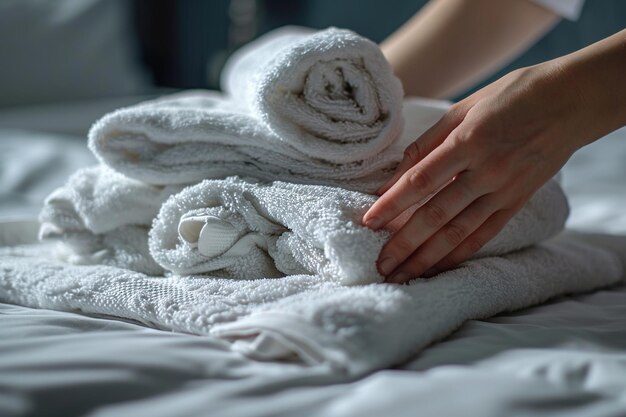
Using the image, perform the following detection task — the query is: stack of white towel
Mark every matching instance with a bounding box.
[39,26,451,284]
[1,26,619,374]
[40,165,572,285]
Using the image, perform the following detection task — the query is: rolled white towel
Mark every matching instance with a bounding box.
[150,176,569,285]
[221,26,405,163]
[88,27,413,192]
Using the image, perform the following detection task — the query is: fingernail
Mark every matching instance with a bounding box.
[364,216,383,229]
[390,271,410,283]
[378,257,396,275]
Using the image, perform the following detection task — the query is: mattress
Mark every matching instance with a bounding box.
[0,100,625,417]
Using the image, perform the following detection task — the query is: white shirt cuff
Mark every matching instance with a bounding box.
[530,0,585,20]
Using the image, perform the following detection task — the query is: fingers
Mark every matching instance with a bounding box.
[363,139,469,230]
[388,207,516,284]
[427,209,518,276]
[384,194,498,283]
[376,141,429,197]
[375,173,486,276]
[376,108,465,196]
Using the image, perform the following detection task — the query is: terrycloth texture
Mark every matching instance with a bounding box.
[150,176,569,285]
[38,166,181,274]
[39,166,177,234]
[150,176,383,284]
[220,26,404,162]
[88,27,409,193]
[0,237,621,375]
[41,226,161,275]
[34,95,447,277]
[37,166,569,283]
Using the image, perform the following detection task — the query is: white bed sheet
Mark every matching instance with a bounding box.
[0,101,625,417]
[2,281,626,417]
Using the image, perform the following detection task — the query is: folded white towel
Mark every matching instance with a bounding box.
[39,166,178,234]
[150,176,569,285]
[42,226,162,275]
[88,27,417,193]
[0,236,620,375]
[38,166,180,274]
[150,176,382,283]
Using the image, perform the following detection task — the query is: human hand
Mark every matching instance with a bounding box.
[363,61,588,284]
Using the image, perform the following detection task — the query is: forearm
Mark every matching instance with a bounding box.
[382,0,559,98]
[555,28,626,147]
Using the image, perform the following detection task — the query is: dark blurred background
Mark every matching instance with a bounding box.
[1,0,625,108]
[133,0,626,98]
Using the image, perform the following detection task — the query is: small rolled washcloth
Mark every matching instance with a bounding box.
[88,27,406,192]
[149,176,569,285]
[38,166,182,274]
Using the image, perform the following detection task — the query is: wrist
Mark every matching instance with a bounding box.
[521,58,592,155]
[553,30,626,147]
[541,58,592,151]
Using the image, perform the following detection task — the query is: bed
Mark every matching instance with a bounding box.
[0,95,625,417]
[2,0,626,414]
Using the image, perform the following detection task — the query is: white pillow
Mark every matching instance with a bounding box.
[0,0,150,107]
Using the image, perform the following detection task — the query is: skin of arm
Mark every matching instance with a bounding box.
[363,28,626,284]
[382,0,559,98]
